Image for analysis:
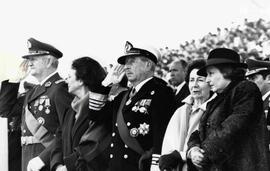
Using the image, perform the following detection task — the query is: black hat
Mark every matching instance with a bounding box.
[22,38,63,59]
[117,41,160,64]
[245,58,270,77]
[198,48,247,76]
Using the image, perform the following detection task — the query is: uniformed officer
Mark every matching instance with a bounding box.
[246,58,270,150]
[0,38,73,171]
[100,41,176,171]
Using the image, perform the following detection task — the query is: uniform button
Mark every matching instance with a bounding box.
[124,144,128,148]
[115,123,118,127]
[112,132,116,137]
[110,143,114,147]
[110,154,113,158]
[23,130,26,133]
[124,154,128,159]
[127,122,131,126]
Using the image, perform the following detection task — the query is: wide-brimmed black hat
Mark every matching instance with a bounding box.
[117,41,160,64]
[245,58,270,77]
[22,38,63,59]
[197,48,247,76]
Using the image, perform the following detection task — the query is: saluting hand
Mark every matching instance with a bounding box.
[102,64,125,87]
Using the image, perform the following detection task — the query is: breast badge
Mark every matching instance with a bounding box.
[130,122,150,137]
[131,99,151,114]
[35,96,51,114]
[37,117,45,125]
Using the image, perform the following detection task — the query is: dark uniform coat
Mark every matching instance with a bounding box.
[263,92,270,150]
[188,80,270,171]
[102,77,175,171]
[0,80,22,171]
[175,83,190,109]
[20,73,73,171]
[50,96,111,171]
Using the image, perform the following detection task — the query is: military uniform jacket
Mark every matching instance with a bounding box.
[0,80,22,171]
[263,92,270,150]
[188,80,270,171]
[50,98,111,171]
[21,73,73,171]
[102,77,175,171]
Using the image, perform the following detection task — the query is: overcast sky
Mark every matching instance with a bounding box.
[0,0,270,77]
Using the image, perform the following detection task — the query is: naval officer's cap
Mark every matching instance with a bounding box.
[22,38,63,59]
[245,58,270,77]
[117,41,161,65]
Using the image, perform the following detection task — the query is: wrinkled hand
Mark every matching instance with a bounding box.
[27,156,45,171]
[102,64,125,87]
[190,147,205,169]
[159,150,182,171]
[56,165,67,171]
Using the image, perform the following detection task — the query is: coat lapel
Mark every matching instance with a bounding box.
[71,98,90,139]
[27,73,61,103]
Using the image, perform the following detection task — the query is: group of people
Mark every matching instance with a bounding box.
[0,37,270,171]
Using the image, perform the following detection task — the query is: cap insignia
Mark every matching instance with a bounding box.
[125,41,133,53]
[45,81,52,87]
[27,40,32,48]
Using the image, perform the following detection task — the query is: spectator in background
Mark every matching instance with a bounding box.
[187,48,270,171]
[246,58,270,150]
[169,59,190,109]
[51,57,111,171]
[159,59,215,171]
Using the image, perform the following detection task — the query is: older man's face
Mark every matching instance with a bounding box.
[124,57,149,86]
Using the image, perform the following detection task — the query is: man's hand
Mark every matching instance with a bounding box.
[102,64,125,87]
[159,150,183,170]
[27,156,45,171]
[9,59,29,83]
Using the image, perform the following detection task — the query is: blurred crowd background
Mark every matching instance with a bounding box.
[105,18,270,82]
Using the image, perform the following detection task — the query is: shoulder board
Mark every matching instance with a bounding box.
[55,79,65,84]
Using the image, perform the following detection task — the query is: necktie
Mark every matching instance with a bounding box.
[129,88,136,99]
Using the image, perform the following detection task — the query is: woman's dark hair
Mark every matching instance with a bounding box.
[214,64,246,81]
[72,56,107,91]
[185,59,206,83]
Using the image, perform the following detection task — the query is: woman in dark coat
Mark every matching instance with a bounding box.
[50,57,111,171]
[187,48,270,171]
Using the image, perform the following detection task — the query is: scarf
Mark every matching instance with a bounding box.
[71,92,89,121]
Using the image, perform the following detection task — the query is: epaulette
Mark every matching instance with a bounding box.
[55,79,65,84]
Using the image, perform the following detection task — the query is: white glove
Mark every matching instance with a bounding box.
[7,59,29,83]
[27,156,45,171]
[150,164,160,171]
[102,64,125,87]
[56,165,67,171]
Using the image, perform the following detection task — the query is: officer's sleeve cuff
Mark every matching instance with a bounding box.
[89,91,108,111]
[151,154,161,166]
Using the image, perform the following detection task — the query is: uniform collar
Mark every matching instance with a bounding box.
[262,90,270,101]
[133,77,153,93]
[175,82,186,95]
[39,71,58,85]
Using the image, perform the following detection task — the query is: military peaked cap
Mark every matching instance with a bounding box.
[22,38,63,59]
[117,41,160,65]
[245,58,270,77]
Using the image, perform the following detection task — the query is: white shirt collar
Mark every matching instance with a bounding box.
[262,90,270,101]
[175,81,186,95]
[133,77,153,92]
[40,71,58,85]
